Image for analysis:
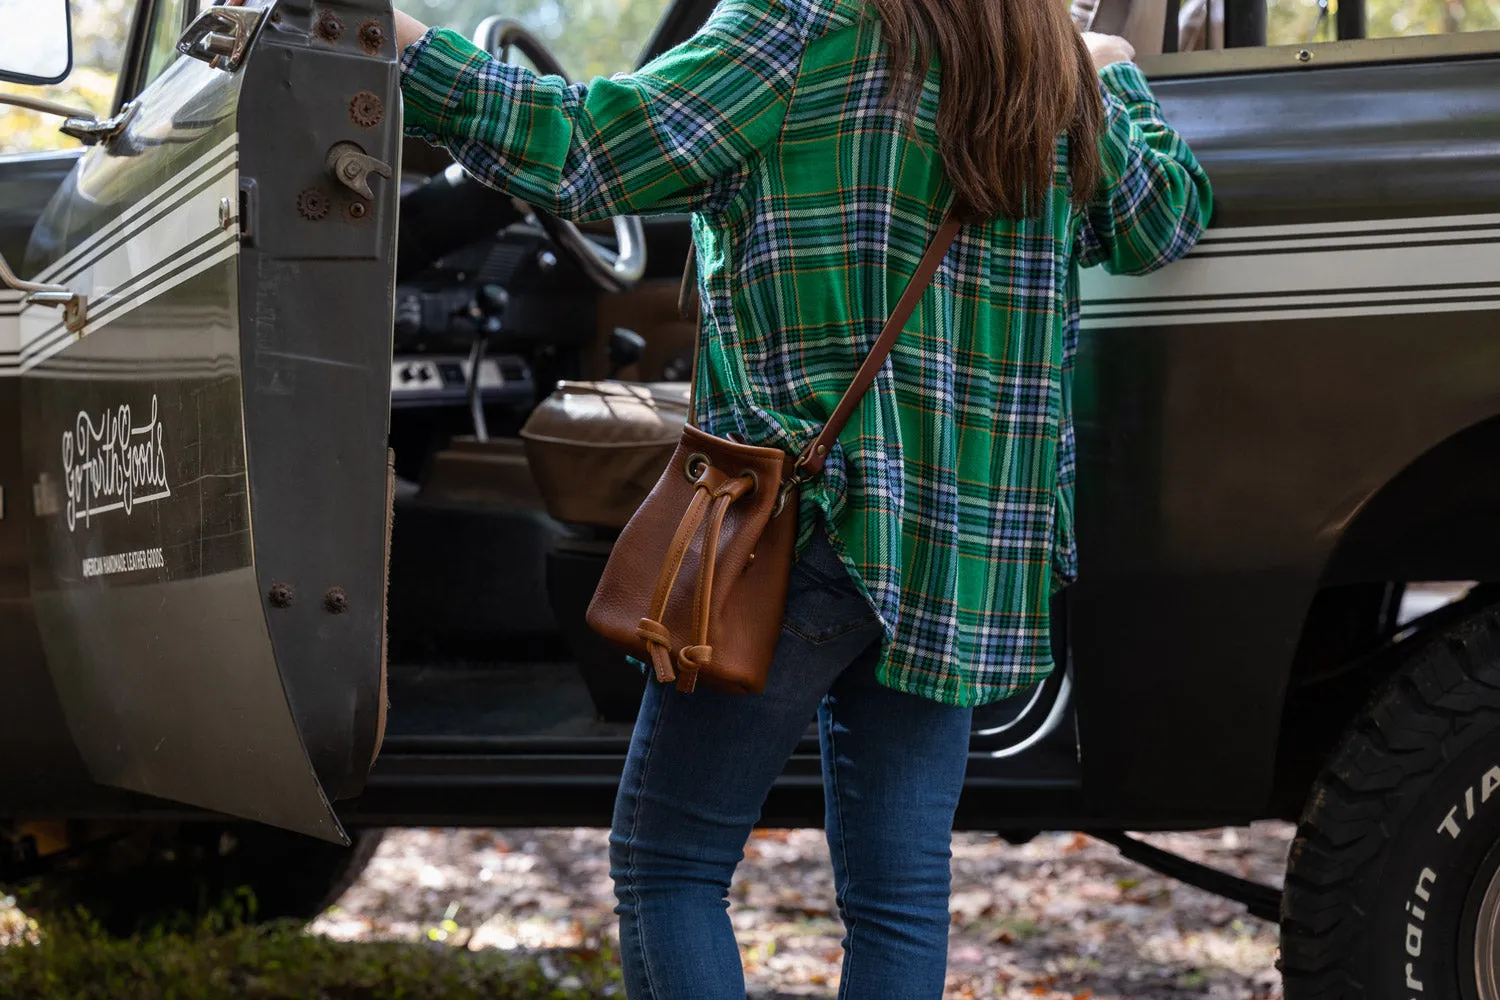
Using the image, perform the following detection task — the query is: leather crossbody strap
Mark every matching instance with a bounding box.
[680,244,703,430]
[795,208,964,478]
[677,206,965,466]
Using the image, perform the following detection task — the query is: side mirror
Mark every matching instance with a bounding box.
[0,0,73,86]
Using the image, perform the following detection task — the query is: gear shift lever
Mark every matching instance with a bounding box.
[608,328,646,379]
[467,284,509,441]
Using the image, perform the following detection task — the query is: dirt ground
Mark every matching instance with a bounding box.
[311,823,1292,999]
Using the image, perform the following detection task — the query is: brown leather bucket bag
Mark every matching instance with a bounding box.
[587,209,962,695]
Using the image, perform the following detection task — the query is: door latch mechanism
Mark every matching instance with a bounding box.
[177,5,267,72]
[0,252,85,333]
[326,142,393,200]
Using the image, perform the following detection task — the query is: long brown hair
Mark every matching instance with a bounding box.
[873,0,1105,219]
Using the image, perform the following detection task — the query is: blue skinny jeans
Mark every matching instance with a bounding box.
[609,532,974,1000]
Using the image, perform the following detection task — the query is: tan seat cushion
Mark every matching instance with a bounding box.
[521,381,690,528]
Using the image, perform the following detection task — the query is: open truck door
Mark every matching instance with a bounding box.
[11,0,398,843]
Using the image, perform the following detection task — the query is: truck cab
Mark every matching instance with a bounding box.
[2,0,1500,995]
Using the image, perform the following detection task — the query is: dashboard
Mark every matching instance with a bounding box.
[390,148,601,419]
[389,354,534,410]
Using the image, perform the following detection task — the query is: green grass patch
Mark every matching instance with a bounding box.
[0,898,621,1000]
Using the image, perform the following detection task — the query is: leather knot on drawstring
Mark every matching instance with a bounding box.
[677,644,714,693]
[636,617,676,683]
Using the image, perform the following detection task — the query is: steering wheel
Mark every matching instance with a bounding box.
[471,17,648,294]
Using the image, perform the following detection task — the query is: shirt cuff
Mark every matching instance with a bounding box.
[399,26,488,139]
[1098,61,1155,107]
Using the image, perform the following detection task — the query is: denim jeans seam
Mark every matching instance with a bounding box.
[822,700,859,999]
[623,682,672,999]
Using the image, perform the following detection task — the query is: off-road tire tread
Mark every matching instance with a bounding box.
[1281,604,1500,999]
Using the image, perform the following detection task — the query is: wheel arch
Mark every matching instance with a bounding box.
[1323,411,1500,587]
[1270,412,1500,819]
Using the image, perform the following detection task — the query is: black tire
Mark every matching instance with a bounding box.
[1282,602,1500,999]
[8,822,383,936]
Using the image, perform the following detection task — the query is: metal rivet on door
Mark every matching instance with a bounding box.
[315,10,343,42]
[297,188,331,221]
[349,91,384,128]
[359,20,385,53]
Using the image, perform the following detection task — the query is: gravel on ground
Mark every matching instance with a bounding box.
[311,823,1292,999]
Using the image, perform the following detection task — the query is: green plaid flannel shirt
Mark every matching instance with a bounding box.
[401,0,1211,707]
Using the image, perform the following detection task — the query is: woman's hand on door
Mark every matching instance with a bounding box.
[219,0,428,51]
[1081,32,1136,71]
[393,10,429,50]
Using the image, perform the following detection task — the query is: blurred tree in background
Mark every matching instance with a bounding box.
[1365,0,1500,37]
[395,0,670,79]
[0,0,669,154]
[1,0,1497,156]
[1267,0,1500,44]
[0,0,131,153]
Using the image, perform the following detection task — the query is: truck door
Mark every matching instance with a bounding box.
[1070,6,1500,820]
[15,0,399,843]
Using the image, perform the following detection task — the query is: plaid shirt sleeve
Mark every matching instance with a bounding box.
[399,0,803,222]
[1076,61,1213,275]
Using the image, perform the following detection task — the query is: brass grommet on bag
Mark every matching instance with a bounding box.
[683,452,710,482]
[740,469,759,497]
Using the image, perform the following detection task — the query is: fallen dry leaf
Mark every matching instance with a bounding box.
[297,822,1291,999]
